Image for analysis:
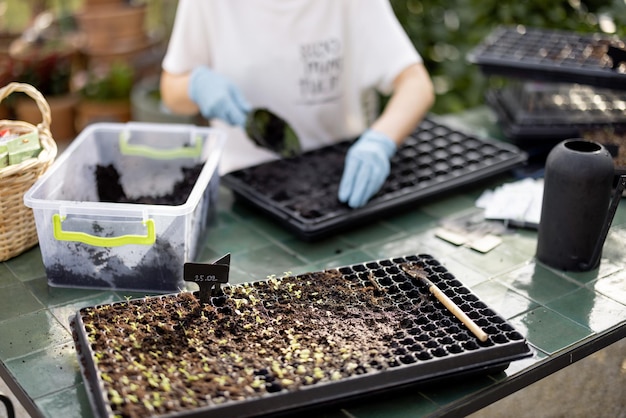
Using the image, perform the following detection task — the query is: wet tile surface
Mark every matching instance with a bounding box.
[508,307,593,355]
[547,288,626,332]
[1,131,626,417]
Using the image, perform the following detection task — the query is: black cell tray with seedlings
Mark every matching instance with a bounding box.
[222,116,526,241]
[467,25,626,90]
[71,254,532,418]
[486,82,626,143]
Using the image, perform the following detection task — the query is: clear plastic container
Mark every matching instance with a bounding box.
[24,122,225,293]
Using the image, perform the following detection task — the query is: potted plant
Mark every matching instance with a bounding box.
[8,10,82,142]
[75,0,152,69]
[75,61,134,131]
[9,23,80,144]
[0,41,16,120]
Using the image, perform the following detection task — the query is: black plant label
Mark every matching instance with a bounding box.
[184,258,230,303]
[184,263,230,284]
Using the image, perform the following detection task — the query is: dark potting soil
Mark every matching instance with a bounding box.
[245,108,292,153]
[45,236,184,292]
[231,143,349,219]
[95,163,204,205]
[255,109,289,143]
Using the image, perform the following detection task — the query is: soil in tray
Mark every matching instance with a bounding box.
[234,144,349,219]
[95,163,203,205]
[75,261,504,418]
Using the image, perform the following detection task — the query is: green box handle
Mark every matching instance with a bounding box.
[52,214,156,247]
[119,130,203,159]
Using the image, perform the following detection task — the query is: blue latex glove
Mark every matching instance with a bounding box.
[188,66,251,128]
[338,129,396,208]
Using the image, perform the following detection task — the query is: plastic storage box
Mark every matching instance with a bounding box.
[24,122,225,293]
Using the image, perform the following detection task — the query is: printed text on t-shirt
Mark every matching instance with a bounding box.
[299,38,342,104]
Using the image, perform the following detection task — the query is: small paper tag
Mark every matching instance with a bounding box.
[435,227,468,246]
[469,234,502,253]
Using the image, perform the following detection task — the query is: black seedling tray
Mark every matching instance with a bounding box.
[486,82,626,142]
[467,26,626,90]
[221,116,526,241]
[71,254,532,418]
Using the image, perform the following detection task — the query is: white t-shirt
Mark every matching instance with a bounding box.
[162,0,422,174]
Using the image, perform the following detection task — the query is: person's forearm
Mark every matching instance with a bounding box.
[160,70,201,115]
[370,63,435,146]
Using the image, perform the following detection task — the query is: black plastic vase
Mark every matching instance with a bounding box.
[536,139,625,271]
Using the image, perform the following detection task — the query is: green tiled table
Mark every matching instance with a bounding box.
[1,111,626,418]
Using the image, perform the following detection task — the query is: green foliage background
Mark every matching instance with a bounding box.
[390,0,626,114]
[5,1,626,114]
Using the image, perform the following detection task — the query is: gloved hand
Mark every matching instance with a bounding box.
[188,66,251,128]
[338,129,396,208]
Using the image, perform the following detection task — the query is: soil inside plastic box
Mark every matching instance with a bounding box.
[95,163,203,205]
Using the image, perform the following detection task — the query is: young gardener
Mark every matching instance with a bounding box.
[160,0,434,208]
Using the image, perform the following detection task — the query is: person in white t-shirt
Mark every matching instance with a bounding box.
[160,0,434,208]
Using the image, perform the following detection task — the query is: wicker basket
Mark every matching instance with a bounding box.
[0,82,58,262]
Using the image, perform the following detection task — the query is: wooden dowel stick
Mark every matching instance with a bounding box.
[401,263,489,342]
[424,279,489,342]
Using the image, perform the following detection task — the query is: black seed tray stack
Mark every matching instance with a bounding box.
[467,26,626,90]
[486,82,626,142]
[71,254,532,418]
[222,116,526,241]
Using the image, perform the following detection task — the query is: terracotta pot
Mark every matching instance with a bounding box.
[75,99,131,132]
[0,31,18,58]
[76,4,147,51]
[83,0,124,9]
[15,94,78,144]
[82,34,162,70]
[0,102,11,120]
